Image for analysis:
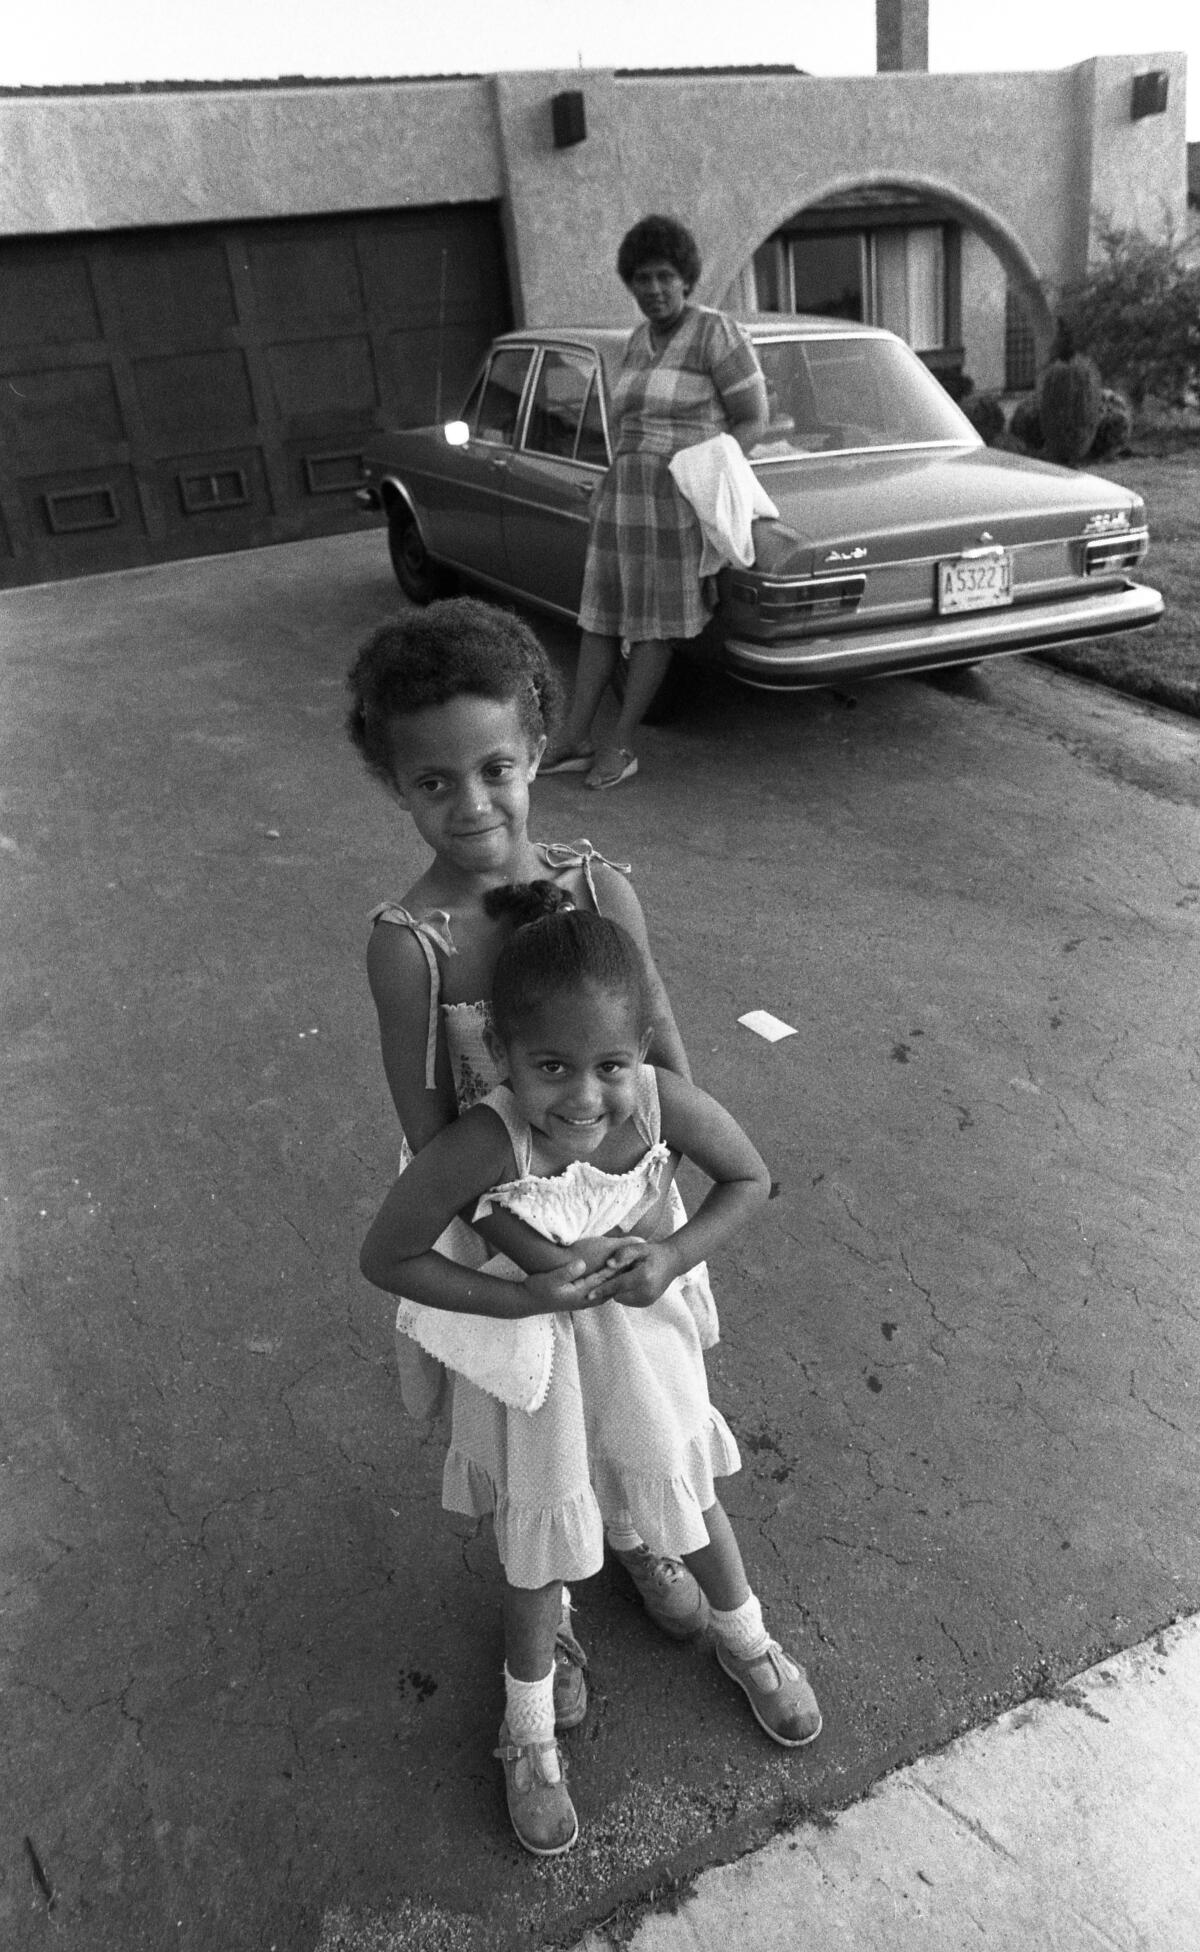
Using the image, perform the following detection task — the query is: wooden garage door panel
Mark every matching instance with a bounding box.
[246,226,365,328]
[6,363,126,460]
[284,438,370,505]
[383,322,492,426]
[0,201,511,585]
[265,335,379,428]
[157,446,274,534]
[108,232,238,345]
[361,212,507,326]
[20,463,146,546]
[0,243,102,347]
[132,350,257,447]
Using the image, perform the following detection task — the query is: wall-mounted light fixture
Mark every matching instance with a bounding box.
[551,90,587,148]
[1130,70,1169,120]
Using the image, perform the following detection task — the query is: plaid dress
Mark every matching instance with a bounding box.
[579,306,766,642]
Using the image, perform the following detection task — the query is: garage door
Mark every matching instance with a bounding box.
[0,203,510,587]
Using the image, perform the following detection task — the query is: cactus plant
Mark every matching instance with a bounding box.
[1039,319,1103,467]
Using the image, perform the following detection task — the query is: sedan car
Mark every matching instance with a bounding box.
[358,318,1162,691]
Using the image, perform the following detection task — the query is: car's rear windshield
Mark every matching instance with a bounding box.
[749,334,978,460]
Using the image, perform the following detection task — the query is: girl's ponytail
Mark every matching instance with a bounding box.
[490,904,649,1041]
[482,879,575,928]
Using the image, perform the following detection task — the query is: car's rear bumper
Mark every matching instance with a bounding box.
[721,581,1164,689]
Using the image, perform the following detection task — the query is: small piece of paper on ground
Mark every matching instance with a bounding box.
[738,1009,797,1042]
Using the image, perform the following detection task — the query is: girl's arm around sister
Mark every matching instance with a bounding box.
[359,1107,607,1319]
[591,1068,771,1308]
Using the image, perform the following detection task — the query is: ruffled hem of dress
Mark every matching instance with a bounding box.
[442,1409,741,1587]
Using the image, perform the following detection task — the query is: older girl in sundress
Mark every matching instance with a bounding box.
[360,897,822,1857]
[542,213,768,789]
[345,600,724,1677]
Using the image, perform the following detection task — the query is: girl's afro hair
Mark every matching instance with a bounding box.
[345,596,561,787]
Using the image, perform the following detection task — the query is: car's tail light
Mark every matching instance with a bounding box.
[1083,532,1148,575]
[745,574,867,624]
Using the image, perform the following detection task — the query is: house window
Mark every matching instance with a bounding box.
[755,216,955,361]
[874,227,945,351]
[1005,286,1037,392]
[789,234,867,323]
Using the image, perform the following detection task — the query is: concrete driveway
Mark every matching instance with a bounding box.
[2,533,1198,1952]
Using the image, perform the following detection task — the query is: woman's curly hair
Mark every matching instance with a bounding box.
[617,215,702,294]
[345,597,561,788]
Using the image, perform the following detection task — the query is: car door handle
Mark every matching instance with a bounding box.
[488,455,509,472]
[576,480,596,499]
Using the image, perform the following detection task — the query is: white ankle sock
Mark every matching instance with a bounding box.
[606,1522,643,1554]
[503,1664,556,1746]
[709,1592,771,1660]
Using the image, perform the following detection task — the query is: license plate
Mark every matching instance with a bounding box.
[938,552,1013,614]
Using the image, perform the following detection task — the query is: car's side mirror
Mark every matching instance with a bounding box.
[443,421,470,447]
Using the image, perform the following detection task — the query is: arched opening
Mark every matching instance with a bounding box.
[717,176,1052,399]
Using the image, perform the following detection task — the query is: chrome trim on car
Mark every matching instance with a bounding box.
[1082,529,1150,575]
[722,582,1164,689]
[753,438,973,465]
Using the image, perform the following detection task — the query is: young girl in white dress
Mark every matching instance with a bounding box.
[346,598,719,1653]
[359,893,822,1857]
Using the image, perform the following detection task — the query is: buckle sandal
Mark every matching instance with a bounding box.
[612,1543,710,1640]
[584,748,638,791]
[539,745,595,775]
[494,1721,579,1856]
[553,1603,589,1730]
[715,1637,823,1748]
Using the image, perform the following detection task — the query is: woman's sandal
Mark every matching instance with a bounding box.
[539,745,595,775]
[584,748,638,790]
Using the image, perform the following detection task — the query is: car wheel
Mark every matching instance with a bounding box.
[388,508,455,604]
[610,644,692,726]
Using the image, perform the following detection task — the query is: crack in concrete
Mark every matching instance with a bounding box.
[1127,1368,1184,1434]
[912,1781,1021,1864]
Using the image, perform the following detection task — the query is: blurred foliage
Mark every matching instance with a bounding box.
[1060,225,1200,409]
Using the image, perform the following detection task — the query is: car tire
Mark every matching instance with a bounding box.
[609,644,693,726]
[388,508,455,604]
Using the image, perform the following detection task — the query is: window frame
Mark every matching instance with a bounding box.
[518,345,612,469]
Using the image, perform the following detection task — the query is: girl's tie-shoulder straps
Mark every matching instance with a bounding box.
[477,1084,534,1178]
[535,839,632,913]
[634,1063,662,1149]
[367,903,457,1091]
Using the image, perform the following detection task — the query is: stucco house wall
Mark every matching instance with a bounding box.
[1,51,1187,365]
[958,230,1006,394]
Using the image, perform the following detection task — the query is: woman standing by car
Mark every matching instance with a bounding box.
[541,214,769,790]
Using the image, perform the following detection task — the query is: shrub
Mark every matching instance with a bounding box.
[1060,225,1200,409]
[1088,388,1134,461]
[1009,397,1043,453]
[939,369,975,404]
[1039,319,1103,466]
[961,391,1006,445]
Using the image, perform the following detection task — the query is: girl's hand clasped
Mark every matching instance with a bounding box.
[588,1237,681,1309]
[521,1261,612,1314]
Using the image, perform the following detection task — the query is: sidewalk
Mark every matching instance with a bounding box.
[572,1616,1200,1951]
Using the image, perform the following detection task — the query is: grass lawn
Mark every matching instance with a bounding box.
[1036,441,1200,717]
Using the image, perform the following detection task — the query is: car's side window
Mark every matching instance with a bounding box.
[522,349,600,463]
[474,348,535,447]
[458,370,485,430]
[575,372,609,468]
